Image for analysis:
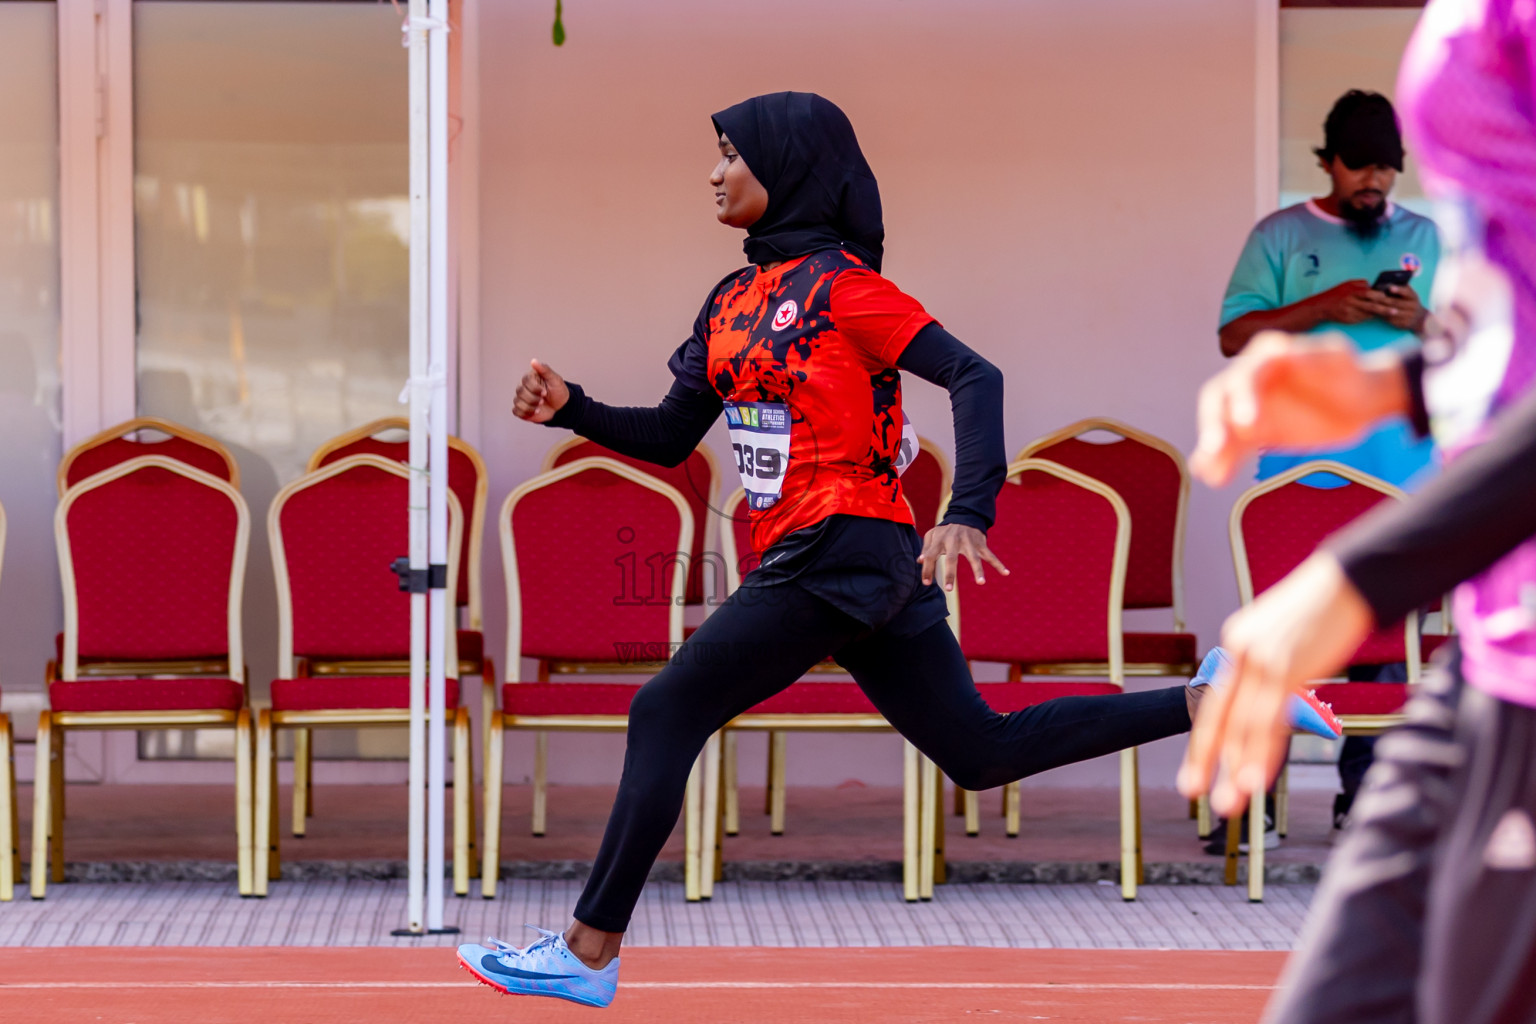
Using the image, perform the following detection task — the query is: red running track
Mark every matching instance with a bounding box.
[0,947,1287,1023]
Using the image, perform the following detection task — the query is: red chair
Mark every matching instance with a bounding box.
[947,458,1143,899]
[0,502,16,901]
[257,454,473,897]
[1227,460,1423,900]
[39,456,254,898]
[58,417,238,495]
[1018,418,1196,676]
[310,417,492,679]
[543,437,722,607]
[902,437,952,539]
[711,486,929,902]
[483,457,703,899]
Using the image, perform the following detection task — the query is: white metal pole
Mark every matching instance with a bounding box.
[425,0,451,933]
[403,0,430,936]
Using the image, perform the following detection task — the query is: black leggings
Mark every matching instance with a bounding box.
[573,582,1191,932]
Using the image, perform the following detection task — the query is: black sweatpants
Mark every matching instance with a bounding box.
[573,581,1192,932]
[1268,645,1536,1024]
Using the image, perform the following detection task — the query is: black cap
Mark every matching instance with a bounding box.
[1315,90,1404,172]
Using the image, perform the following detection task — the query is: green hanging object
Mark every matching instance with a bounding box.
[552,0,566,46]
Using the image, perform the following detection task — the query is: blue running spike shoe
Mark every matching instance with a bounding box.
[1189,647,1342,739]
[458,927,619,1008]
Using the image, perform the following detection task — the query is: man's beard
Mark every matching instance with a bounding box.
[1340,192,1388,240]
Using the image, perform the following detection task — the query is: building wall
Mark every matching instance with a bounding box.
[474,0,1263,789]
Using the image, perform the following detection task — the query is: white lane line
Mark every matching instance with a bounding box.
[2,981,1278,991]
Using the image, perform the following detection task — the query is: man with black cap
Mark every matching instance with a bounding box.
[1212,90,1440,847]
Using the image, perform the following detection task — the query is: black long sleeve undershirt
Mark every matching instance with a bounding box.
[895,322,1006,531]
[1330,367,1536,626]
[544,321,1007,531]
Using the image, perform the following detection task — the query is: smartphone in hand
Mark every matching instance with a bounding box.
[1371,269,1414,292]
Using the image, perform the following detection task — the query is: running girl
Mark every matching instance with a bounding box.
[458,92,1195,1008]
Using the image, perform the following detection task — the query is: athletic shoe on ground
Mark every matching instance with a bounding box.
[1333,792,1354,831]
[458,927,618,1008]
[1203,811,1280,855]
[1188,647,1343,739]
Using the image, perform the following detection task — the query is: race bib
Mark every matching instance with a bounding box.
[725,401,790,510]
[894,413,920,477]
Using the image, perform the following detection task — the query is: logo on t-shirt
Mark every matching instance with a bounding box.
[1304,253,1321,278]
[770,300,798,332]
[1402,253,1423,275]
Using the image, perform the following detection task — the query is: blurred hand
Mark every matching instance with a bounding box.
[918,523,1009,591]
[1379,283,1429,334]
[1308,280,1397,325]
[513,359,570,423]
[1177,554,1374,815]
[1191,332,1410,487]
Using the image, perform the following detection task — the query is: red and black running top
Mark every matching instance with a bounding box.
[670,248,934,551]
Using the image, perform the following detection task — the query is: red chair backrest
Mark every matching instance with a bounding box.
[547,438,715,606]
[1023,423,1183,611]
[954,460,1127,668]
[60,418,238,495]
[1235,463,1406,664]
[273,455,461,666]
[506,458,690,668]
[312,424,484,614]
[902,441,950,539]
[58,457,246,673]
[721,488,758,584]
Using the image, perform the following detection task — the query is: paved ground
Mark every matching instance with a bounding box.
[0,878,1313,950]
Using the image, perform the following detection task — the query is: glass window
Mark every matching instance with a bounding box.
[134,1,410,758]
[0,1,63,696]
[1280,8,1428,215]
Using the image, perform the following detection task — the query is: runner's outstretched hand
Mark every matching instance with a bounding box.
[1178,553,1373,815]
[918,523,1009,591]
[513,359,570,423]
[1191,332,1411,487]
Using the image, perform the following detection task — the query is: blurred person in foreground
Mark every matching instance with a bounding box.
[1217,89,1442,842]
[1181,1,1536,1020]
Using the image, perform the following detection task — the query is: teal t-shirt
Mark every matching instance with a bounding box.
[1219,200,1441,489]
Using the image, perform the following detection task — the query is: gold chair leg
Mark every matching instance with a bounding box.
[954,783,965,817]
[1248,790,1265,902]
[29,711,51,899]
[292,728,310,837]
[480,671,497,776]
[700,732,722,899]
[1004,782,1020,838]
[902,741,919,902]
[918,755,938,900]
[480,715,504,898]
[933,768,948,885]
[768,732,787,835]
[0,715,13,902]
[1276,761,1291,838]
[764,729,779,815]
[235,708,254,896]
[7,717,16,894]
[1223,813,1241,886]
[253,709,273,896]
[1119,747,1139,901]
[1197,794,1213,839]
[48,724,64,884]
[722,730,739,836]
[1188,796,1198,820]
[453,707,472,897]
[532,731,549,836]
[963,788,980,837]
[684,751,702,902]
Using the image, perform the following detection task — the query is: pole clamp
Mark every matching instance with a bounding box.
[391,558,449,593]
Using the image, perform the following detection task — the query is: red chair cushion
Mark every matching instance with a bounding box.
[1309,682,1410,717]
[746,683,880,715]
[458,629,484,671]
[1030,434,1182,610]
[271,676,459,712]
[49,678,244,713]
[1422,634,1454,663]
[902,447,948,538]
[1123,631,1198,667]
[972,681,1122,711]
[501,683,643,717]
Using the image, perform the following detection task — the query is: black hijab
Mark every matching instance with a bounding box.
[711,92,885,272]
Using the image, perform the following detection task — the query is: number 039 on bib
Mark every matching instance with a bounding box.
[724,401,791,510]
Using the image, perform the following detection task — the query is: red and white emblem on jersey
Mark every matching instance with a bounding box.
[770,300,798,332]
[1402,253,1423,275]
